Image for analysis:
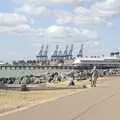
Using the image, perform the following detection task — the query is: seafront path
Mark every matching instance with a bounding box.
[0,76,120,120]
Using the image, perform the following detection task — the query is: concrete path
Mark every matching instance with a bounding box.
[0,77,120,120]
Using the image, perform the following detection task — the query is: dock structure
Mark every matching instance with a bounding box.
[36,45,44,61]
[63,45,69,60]
[50,44,74,61]
[77,44,84,58]
[43,45,49,61]
[58,49,63,60]
[51,45,59,61]
[36,45,49,61]
[1,44,120,71]
[68,44,74,60]
[0,64,117,71]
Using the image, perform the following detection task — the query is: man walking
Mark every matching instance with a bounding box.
[90,66,99,87]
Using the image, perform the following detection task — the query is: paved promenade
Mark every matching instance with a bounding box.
[0,77,120,120]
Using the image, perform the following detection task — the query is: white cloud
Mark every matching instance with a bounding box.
[13,0,74,5]
[0,22,98,43]
[0,0,101,44]
[93,41,100,46]
[91,0,120,18]
[16,4,50,18]
[0,13,28,26]
[43,25,99,44]
[0,12,34,35]
[81,29,98,39]
[43,25,98,41]
[73,7,90,15]
[45,25,66,38]
[85,40,100,47]
[76,0,120,24]
[54,8,95,25]
[0,24,34,35]
[56,7,111,25]
[51,0,73,4]
[13,0,120,27]
[13,0,74,19]
[54,10,73,25]
[54,0,120,26]
[11,24,35,33]
[73,0,105,7]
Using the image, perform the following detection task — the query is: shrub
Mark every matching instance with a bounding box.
[82,85,87,89]
[68,80,75,86]
[20,84,28,91]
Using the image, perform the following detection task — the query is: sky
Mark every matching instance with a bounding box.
[0,0,120,61]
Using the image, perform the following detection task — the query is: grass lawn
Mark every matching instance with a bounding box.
[0,89,82,114]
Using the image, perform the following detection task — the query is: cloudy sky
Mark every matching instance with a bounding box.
[0,0,120,61]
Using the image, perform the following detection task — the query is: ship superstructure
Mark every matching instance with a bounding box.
[73,56,120,68]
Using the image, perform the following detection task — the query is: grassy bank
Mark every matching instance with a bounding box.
[0,88,82,114]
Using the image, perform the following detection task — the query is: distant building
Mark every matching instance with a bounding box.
[0,61,6,65]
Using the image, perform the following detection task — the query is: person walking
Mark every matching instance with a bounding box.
[90,66,99,87]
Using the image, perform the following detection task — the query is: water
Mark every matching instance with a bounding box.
[0,69,71,77]
[0,69,46,77]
